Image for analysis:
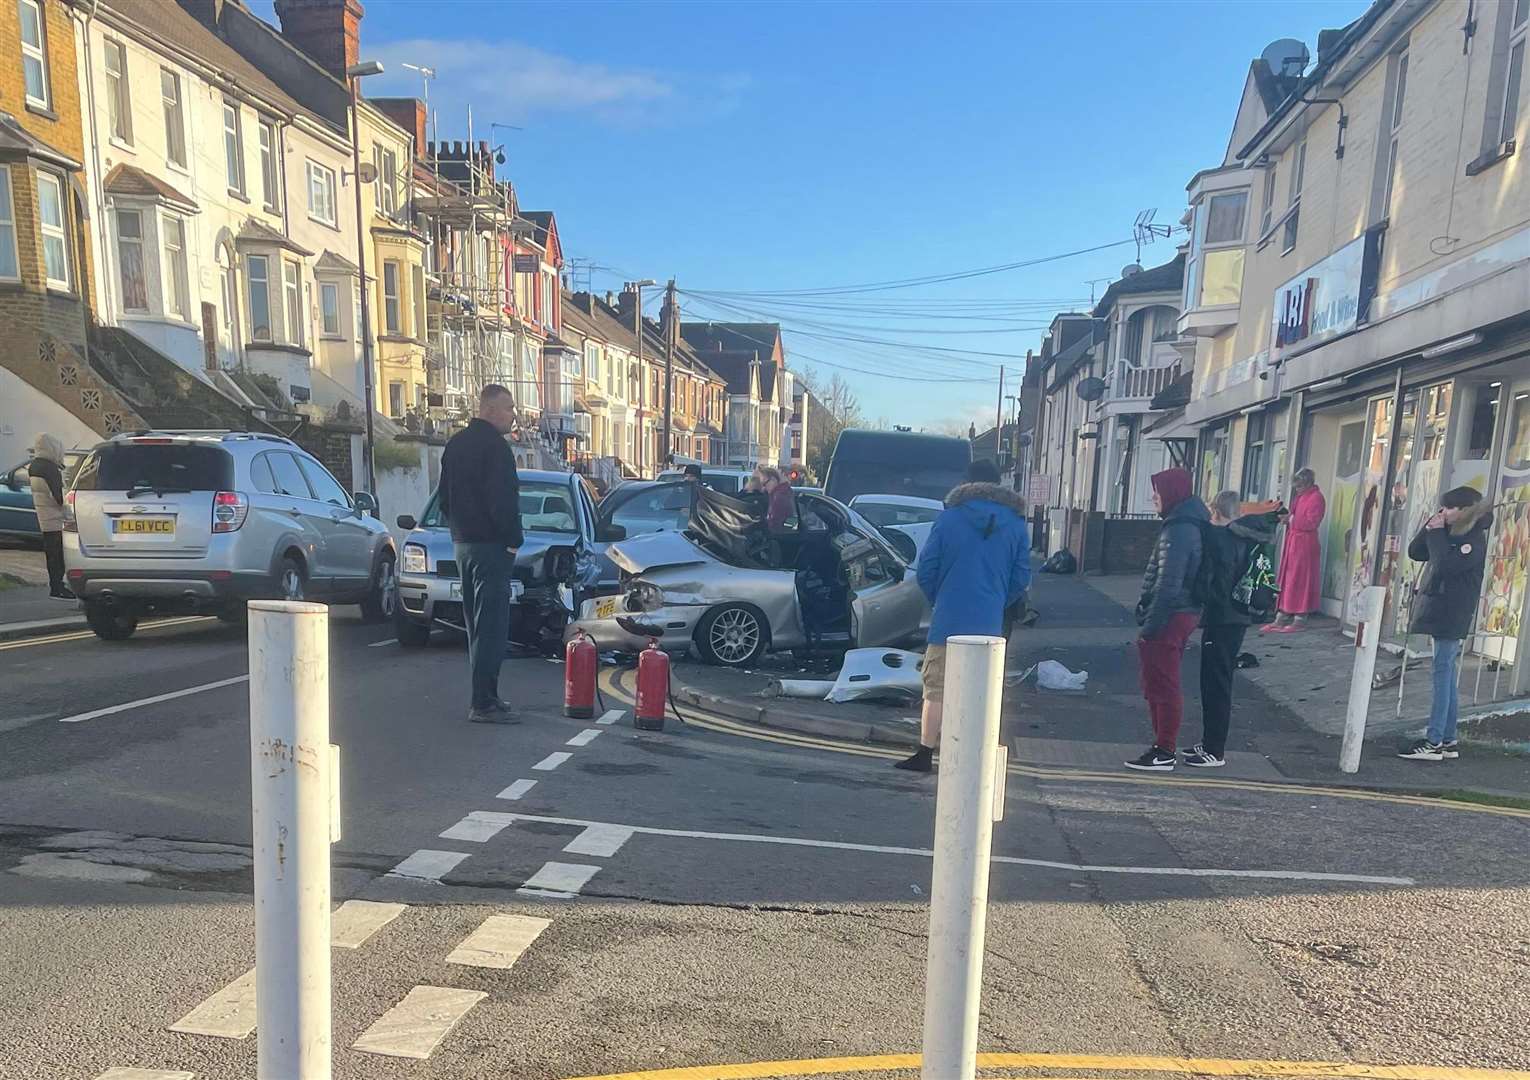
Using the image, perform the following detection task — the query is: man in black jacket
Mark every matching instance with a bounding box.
[1399,486,1492,761]
[1184,491,1280,768]
[439,385,525,723]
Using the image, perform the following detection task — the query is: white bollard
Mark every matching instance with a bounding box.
[1341,585,1387,774]
[922,634,1006,1080]
[248,600,332,1080]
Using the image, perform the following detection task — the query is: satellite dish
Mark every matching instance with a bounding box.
[1077,376,1107,402]
[1262,38,1311,79]
[1017,432,1032,448]
[357,161,379,184]
[1121,263,1143,278]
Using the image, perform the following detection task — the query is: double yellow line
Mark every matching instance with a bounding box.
[599,668,1530,819]
[0,616,212,652]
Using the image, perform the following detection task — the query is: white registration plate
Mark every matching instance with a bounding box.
[449,581,462,600]
[448,580,524,601]
[112,516,174,538]
[594,596,619,620]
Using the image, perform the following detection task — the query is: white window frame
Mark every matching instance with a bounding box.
[1258,163,1277,239]
[373,144,397,218]
[283,260,303,347]
[258,119,280,211]
[1502,0,1528,146]
[247,254,272,342]
[319,280,342,337]
[0,166,17,282]
[1282,140,1307,255]
[114,208,147,312]
[306,160,337,227]
[382,260,401,334]
[411,263,425,340]
[161,68,186,170]
[104,38,132,144]
[19,0,50,111]
[36,169,69,291]
[162,213,189,320]
[223,100,245,195]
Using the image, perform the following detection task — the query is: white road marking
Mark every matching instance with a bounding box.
[439,814,513,843]
[351,984,486,1059]
[563,823,634,858]
[596,709,624,725]
[367,638,398,648]
[532,751,571,771]
[168,967,256,1038]
[518,861,601,898]
[491,812,1417,887]
[496,779,537,801]
[446,913,550,969]
[96,1070,196,1080]
[566,728,602,747]
[57,675,251,724]
[331,900,407,949]
[385,849,469,883]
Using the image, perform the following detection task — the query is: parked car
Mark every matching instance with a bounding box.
[825,429,970,503]
[0,448,88,544]
[572,485,928,667]
[848,493,944,560]
[655,467,754,495]
[64,432,397,640]
[393,469,602,653]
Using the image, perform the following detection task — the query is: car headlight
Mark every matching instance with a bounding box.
[625,581,665,612]
[402,543,428,574]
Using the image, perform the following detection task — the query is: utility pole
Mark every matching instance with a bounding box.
[629,279,656,474]
[347,60,384,497]
[993,367,1005,463]
[663,279,677,465]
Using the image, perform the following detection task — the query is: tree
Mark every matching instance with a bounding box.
[797,367,865,480]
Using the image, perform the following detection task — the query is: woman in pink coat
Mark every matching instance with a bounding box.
[1265,468,1325,632]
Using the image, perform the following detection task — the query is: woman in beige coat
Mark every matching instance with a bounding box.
[28,433,73,600]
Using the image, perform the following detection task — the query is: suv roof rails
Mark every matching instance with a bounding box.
[121,429,231,438]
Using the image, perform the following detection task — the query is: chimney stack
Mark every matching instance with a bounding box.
[373,98,426,159]
[182,0,229,26]
[616,284,638,327]
[273,0,365,81]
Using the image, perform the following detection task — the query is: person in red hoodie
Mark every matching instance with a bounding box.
[755,466,796,532]
[1128,468,1209,772]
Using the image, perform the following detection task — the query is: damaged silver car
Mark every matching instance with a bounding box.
[572,483,928,667]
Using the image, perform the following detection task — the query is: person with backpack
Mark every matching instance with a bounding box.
[895,459,1030,773]
[1183,491,1281,768]
[1398,486,1493,762]
[1128,468,1209,772]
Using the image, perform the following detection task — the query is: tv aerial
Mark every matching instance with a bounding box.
[1134,209,1173,263]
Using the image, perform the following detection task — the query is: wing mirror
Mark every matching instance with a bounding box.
[596,523,627,542]
[353,491,378,516]
[880,527,918,565]
[396,513,417,530]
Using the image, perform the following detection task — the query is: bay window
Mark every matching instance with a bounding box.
[0,167,17,281]
[382,260,401,334]
[283,261,303,347]
[37,171,69,290]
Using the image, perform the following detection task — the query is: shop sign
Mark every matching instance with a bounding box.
[513,254,539,273]
[1271,234,1368,362]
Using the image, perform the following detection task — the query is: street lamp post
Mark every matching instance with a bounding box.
[630,278,656,471]
[347,60,384,497]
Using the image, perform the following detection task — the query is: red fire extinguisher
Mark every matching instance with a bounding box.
[634,638,670,732]
[564,630,597,719]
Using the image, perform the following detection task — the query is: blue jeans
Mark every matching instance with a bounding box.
[1428,636,1463,745]
[456,543,513,711]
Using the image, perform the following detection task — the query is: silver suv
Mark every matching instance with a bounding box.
[64,431,397,640]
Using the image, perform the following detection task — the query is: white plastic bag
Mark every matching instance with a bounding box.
[1035,659,1088,691]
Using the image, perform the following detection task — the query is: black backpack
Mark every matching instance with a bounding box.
[1231,542,1279,621]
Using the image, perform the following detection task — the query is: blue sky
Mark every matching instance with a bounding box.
[254,0,1366,429]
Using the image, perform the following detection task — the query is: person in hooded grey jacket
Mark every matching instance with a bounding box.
[28,433,73,600]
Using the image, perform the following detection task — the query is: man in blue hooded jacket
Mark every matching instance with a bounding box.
[896,459,1030,772]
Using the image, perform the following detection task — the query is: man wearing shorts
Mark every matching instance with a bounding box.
[896,459,1030,773]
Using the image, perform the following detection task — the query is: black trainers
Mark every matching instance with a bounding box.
[1181,745,1225,768]
[894,745,933,773]
[469,703,519,725]
[1439,740,1460,759]
[49,587,76,601]
[1125,746,1176,771]
[1397,739,1443,761]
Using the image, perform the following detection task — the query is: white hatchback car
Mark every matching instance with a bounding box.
[847,494,945,560]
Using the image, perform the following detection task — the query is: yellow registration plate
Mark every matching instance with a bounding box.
[595,596,619,620]
[113,517,174,535]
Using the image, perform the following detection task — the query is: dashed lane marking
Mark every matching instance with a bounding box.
[567,728,603,747]
[439,813,514,843]
[367,638,398,648]
[518,861,601,899]
[596,709,624,725]
[386,849,469,883]
[331,900,407,949]
[556,1052,1530,1079]
[56,675,251,724]
[497,778,538,800]
[486,811,1414,887]
[168,967,256,1039]
[446,912,550,969]
[533,751,572,771]
[563,823,635,858]
[351,985,486,1060]
[96,1069,197,1079]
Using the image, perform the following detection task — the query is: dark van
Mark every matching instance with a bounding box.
[824,430,972,503]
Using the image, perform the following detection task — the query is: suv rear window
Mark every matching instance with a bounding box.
[74,444,235,493]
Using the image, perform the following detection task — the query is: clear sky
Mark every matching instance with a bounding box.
[253,0,1366,430]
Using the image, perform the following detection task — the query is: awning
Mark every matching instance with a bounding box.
[1144,407,1198,440]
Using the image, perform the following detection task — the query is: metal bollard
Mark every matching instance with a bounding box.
[922,634,1006,1080]
[1341,585,1386,774]
[248,600,332,1080]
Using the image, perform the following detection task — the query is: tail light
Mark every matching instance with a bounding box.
[63,490,76,532]
[212,491,249,533]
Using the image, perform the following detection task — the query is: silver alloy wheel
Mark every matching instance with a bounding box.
[281,565,305,601]
[377,559,396,617]
[709,607,761,664]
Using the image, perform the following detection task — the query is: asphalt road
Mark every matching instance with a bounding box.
[1,607,1528,1079]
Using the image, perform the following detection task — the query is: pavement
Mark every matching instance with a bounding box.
[2,593,1530,1078]
[0,544,86,641]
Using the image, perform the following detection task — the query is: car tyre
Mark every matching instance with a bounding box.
[394,602,431,647]
[217,603,248,626]
[85,602,138,642]
[695,603,768,668]
[359,554,396,623]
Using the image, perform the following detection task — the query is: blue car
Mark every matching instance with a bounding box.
[0,451,87,544]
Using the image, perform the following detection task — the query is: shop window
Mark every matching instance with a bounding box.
[1242,411,1268,500]
[1463,382,1502,460]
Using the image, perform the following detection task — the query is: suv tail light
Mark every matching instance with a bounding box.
[63,490,76,532]
[212,491,249,533]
